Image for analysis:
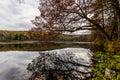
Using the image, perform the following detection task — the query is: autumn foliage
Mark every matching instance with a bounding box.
[32,0,120,41]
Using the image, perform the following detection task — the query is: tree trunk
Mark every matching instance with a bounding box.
[84,16,112,41]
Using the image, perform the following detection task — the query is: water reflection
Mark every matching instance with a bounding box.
[0,42,94,80]
[28,48,93,80]
[0,42,94,51]
[0,51,39,80]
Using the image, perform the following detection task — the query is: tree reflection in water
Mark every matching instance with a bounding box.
[27,48,93,80]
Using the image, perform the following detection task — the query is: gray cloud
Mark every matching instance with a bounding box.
[0,0,39,31]
[0,0,90,35]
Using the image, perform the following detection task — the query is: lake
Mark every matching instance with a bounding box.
[0,51,39,80]
[0,42,93,80]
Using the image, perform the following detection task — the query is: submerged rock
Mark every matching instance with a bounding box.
[27,48,93,80]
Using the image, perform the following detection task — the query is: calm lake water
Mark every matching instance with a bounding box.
[0,51,39,80]
[0,42,93,80]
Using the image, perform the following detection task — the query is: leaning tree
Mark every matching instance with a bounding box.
[32,0,120,41]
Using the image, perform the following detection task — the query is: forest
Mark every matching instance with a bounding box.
[0,30,94,42]
[0,30,30,41]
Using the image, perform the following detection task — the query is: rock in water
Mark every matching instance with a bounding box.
[27,48,93,80]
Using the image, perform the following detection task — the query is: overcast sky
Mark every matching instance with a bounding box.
[0,0,91,34]
[0,0,39,31]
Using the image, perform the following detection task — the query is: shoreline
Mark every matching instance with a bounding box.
[0,41,95,45]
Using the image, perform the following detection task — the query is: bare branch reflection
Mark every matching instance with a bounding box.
[27,48,93,80]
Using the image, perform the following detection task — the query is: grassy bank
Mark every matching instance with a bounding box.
[92,52,120,80]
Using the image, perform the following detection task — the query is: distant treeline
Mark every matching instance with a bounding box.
[0,30,95,42]
[0,30,31,41]
[29,30,95,42]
